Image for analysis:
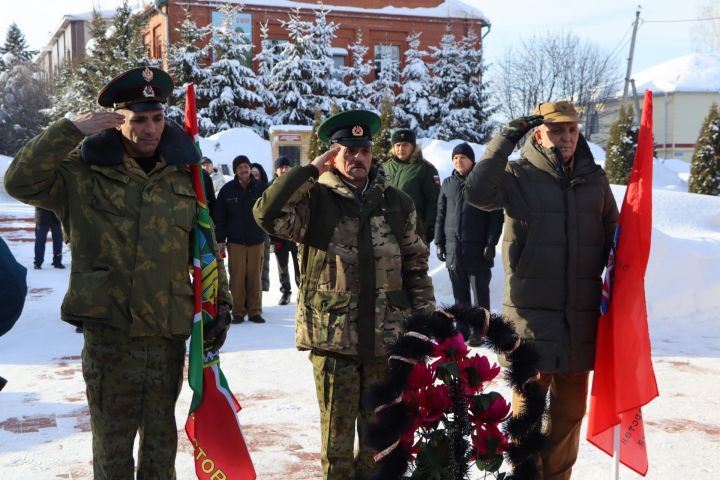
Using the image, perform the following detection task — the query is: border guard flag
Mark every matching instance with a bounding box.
[587,90,659,476]
[183,83,256,480]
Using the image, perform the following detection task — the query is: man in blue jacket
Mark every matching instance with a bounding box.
[214,155,268,324]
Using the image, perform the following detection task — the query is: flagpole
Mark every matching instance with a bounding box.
[612,424,620,479]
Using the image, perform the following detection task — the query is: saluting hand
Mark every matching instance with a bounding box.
[500,115,544,144]
[71,111,125,136]
[311,144,341,175]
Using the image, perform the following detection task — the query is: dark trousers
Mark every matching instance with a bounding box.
[275,242,299,294]
[34,217,63,266]
[82,323,185,480]
[448,267,492,310]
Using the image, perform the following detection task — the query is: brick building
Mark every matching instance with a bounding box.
[143,0,489,75]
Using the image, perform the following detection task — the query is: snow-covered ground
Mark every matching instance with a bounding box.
[1,138,719,478]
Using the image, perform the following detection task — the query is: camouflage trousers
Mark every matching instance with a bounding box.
[310,351,387,480]
[82,323,186,480]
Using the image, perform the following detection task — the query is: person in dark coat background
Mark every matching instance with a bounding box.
[214,155,268,324]
[200,157,217,218]
[269,156,299,305]
[33,207,64,269]
[251,162,271,293]
[435,142,503,346]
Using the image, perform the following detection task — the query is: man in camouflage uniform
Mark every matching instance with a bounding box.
[383,128,441,244]
[4,67,232,480]
[254,110,435,479]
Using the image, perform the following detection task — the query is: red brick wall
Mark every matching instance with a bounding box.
[146,0,485,75]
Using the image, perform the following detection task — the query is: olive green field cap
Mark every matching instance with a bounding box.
[534,100,580,123]
[97,66,174,112]
[317,110,381,147]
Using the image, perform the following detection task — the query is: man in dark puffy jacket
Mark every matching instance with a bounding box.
[214,154,268,324]
[435,142,503,346]
[269,156,299,305]
[383,128,440,244]
[465,100,618,480]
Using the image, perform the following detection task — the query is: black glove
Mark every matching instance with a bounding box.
[436,245,446,262]
[500,115,545,144]
[483,245,496,262]
[204,303,232,353]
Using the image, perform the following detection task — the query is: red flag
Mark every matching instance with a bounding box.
[183,83,256,480]
[587,90,659,476]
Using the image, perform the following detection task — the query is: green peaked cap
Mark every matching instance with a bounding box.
[317,109,381,147]
[97,66,174,111]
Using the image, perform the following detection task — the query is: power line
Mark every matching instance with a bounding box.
[642,16,720,24]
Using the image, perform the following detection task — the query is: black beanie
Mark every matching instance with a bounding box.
[391,128,416,146]
[232,155,251,172]
[274,156,293,169]
[451,142,475,163]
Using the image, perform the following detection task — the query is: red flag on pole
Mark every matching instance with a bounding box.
[587,90,659,476]
[183,83,256,480]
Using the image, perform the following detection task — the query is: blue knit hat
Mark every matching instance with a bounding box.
[451,142,475,163]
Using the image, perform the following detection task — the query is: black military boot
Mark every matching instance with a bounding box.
[278,292,291,305]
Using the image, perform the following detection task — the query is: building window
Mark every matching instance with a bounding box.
[331,47,347,80]
[153,25,162,59]
[373,44,399,80]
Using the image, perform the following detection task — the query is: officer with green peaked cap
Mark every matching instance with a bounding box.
[4,65,233,479]
[254,108,435,479]
[317,109,381,147]
[97,66,174,112]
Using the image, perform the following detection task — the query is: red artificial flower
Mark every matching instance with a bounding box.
[470,393,511,424]
[408,361,436,391]
[433,333,469,362]
[459,353,501,386]
[472,424,508,457]
[417,384,451,426]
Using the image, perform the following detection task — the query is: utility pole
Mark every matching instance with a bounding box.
[622,6,642,102]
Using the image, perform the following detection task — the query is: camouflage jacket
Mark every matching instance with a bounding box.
[253,165,435,360]
[4,119,232,338]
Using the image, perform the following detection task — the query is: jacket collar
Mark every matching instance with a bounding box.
[80,119,199,167]
[521,133,600,179]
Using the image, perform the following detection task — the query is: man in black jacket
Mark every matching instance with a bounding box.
[33,207,64,269]
[214,155,267,324]
[269,156,299,305]
[435,142,503,346]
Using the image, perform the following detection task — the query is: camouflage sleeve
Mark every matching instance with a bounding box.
[253,165,317,243]
[4,119,84,209]
[464,135,516,211]
[398,193,436,313]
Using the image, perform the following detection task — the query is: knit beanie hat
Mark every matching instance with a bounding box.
[274,156,293,169]
[232,155,251,172]
[451,142,475,163]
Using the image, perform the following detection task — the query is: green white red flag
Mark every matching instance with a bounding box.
[587,90,659,476]
[183,82,256,480]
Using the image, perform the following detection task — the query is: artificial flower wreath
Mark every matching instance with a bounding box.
[364,305,547,480]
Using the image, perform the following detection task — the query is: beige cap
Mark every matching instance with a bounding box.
[534,100,580,123]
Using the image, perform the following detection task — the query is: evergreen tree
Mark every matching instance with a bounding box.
[343,32,373,111]
[688,103,720,195]
[308,107,324,162]
[395,32,432,133]
[307,3,348,114]
[0,27,49,155]
[373,94,395,164]
[368,45,400,115]
[269,9,315,125]
[427,26,461,139]
[166,7,212,127]
[0,23,34,70]
[253,21,278,121]
[202,3,267,136]
[604,104,638,185]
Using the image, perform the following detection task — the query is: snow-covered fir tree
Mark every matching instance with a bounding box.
[48,3,154,118]
[395,32,433,133]
[688,103,720,195]
[343,32,373,111]
[253,21,278,123]
[306,3,349,113]
[166,7,212,127]
[0,25,49,155]
[430,25,495,142]
[202,3,268,136]
[373,94,395,164]
[604,104,639,185]
[269,9,315,125]
[0,23,34,71]
[368,44,400,115]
